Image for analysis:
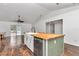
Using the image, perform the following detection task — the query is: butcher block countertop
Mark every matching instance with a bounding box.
[32,33,64,40]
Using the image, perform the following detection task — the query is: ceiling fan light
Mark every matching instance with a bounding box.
[56,3,59,5]
[17,15,24,23]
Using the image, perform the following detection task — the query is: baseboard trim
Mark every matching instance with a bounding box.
[64,43,79,47]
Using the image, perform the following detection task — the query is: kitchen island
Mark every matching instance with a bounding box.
[32,32,64,56]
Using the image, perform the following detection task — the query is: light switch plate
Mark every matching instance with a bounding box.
[54,40,56,44]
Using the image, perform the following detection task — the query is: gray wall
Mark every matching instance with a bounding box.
[35,6,79,46]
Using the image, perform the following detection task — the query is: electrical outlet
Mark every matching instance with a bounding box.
[54,40,56,44]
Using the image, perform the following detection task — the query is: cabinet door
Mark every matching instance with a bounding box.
[34,38,43,56]
[24,34,28,46]
[24,34,30,50]
[25,34,33,52]
[29,35,34,52]
[48,37,64,56]
[27,35,30,49]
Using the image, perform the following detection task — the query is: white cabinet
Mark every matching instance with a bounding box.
[28,35,34,52]
[24,34,28,48]
[24,34,34,52]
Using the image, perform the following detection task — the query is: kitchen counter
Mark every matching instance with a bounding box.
[32,32,64,56]
[24,32,64,56]
[32,32,64,40]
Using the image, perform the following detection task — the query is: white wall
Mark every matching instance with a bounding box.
[0,21,32,37]
[35,6,79,46]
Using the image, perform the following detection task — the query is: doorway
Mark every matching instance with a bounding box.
[46,19,63,34]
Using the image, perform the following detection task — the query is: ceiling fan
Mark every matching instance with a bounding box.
[16,15,24,23]
[10,15,25,23]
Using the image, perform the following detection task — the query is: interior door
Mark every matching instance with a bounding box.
[50,24,55,33]
[54,22,63,34]
[46,23,50,33]
[46,19,63,34]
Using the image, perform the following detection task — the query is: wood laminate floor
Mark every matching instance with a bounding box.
[0,39,33,56]
[64,43,79,56]
[0,39,79,56]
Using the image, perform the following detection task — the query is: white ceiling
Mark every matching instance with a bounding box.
[0,3,78,24]
[37,3,78,11]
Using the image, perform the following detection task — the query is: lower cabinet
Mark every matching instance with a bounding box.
[34,38,43,56]
[24,35,64,56]
[34,37,64,56]
[47,38,64,56]
[28,35,34,52]
[24,34,34,52]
